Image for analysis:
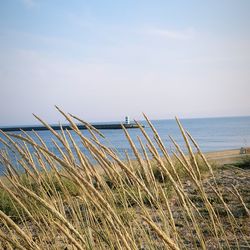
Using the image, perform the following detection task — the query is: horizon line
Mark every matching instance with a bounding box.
[0,114,250,128]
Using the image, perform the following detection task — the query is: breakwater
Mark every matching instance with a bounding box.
[0,123,143,132]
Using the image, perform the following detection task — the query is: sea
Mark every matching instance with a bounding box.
[0,116,250,175]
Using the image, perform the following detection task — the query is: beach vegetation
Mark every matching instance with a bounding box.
[0,108,249,249]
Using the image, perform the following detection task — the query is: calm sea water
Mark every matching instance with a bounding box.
[0,116,250,175]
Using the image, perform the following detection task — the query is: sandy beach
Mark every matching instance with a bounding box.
[205,148,250,165]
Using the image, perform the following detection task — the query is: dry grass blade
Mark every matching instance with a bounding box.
[13,182,87,245]
[175,117,201,180]
[0,210,42,250]
[141,215,180,250]
[0,229,27,250]
[53,221,85,250]
[69,113,105,138]
[232,185,250,217]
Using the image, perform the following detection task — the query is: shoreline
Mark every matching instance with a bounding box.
[204,148,249,165]
[0,148,249,178]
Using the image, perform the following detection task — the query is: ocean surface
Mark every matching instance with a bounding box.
[0,116,250,175]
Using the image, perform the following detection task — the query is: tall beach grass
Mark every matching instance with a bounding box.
[0,107,249,249]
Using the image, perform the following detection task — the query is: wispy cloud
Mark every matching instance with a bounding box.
[147,27,195,40]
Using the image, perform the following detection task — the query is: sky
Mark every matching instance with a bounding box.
[0,0,250,126]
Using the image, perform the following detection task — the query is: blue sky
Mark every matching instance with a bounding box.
[0,0,250,125]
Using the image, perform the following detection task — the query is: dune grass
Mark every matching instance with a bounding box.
[0,108,249,249]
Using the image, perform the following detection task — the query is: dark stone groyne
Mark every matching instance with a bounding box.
[0,123,143,132]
